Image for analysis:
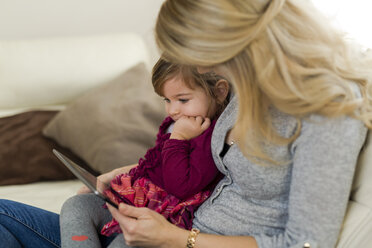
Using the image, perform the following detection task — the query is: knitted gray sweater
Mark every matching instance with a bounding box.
[193,96,367,248]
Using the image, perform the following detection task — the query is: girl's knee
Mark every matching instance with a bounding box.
[61,193,104,218]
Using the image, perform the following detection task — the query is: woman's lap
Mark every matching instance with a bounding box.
[0,199,60,248]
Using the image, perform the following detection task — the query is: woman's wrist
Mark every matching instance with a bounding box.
[160,224,190,248]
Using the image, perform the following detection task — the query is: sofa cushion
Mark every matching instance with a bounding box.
[337,201,372,247]
[338,130,372,247]
[0,33,149,115]
[350,130,372,207]
[43,62,166,173]
[0,110,95,186]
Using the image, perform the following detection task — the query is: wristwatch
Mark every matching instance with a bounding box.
[186,228,200,248]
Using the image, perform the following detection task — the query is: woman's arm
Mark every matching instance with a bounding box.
[107,203,258,248]
[255,115,367,248]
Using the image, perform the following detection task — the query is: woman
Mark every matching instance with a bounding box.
[106,0,372,247]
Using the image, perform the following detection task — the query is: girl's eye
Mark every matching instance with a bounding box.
[179,99,189,103]
[163,98,170,103]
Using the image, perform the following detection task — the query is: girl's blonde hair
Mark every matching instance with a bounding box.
[152,57,229,118]
[155,0,372,164]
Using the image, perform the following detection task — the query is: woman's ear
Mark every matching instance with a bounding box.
[215,79,229,103]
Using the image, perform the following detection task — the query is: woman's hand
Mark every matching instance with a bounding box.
[107,203,188,248]
[77,164,138,194]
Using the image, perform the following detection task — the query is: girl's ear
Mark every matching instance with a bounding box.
[215,79,229,103]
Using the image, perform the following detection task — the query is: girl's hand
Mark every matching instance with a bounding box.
[76,185,92,194]
[107,203,187,248]
[171,116,211,140]
[77,164,137,194]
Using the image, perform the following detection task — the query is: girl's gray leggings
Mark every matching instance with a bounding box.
[60,193,133,248]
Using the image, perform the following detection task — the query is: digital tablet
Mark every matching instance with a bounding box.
[53,149,118,208]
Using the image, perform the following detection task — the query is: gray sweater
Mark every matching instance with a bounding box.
[193,96,367,248]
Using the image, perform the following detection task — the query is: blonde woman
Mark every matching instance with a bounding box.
[106,0,372,248]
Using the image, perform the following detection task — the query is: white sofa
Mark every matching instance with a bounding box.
[337,132,372,247]
[0,33,371,247]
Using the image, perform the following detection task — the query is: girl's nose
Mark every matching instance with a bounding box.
[169,104,180,116]
[170,107,179,115]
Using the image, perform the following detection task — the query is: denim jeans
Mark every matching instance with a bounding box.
[0,199,60,248]
[0,199,116,248]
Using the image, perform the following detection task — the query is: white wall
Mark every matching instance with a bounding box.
[0,0,164,63]
[311,0,372,49]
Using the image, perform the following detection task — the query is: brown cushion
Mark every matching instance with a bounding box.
[0,110,96,186]
[43,62,166,173]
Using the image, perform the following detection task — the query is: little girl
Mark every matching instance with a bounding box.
[60,57,230,247]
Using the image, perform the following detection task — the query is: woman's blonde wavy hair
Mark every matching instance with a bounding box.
[155,0,372,164]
